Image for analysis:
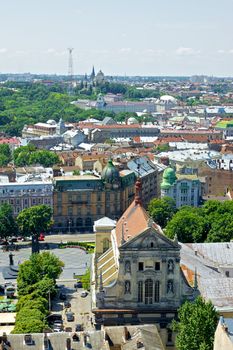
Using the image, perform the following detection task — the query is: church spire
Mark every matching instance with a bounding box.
[90,65,95,80]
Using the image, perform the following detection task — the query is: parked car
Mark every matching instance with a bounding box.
[75,324,83,332]
[47,314,62,323]
[74,281,82,289]
[38,233,45,241]
[81,291,88,298]
[66,312,74,322]
[59,292,66,301]
[64,300,71,308]
[53,326,63,333]
[9,237,18,243]
[65,327,72,332]
[53,320,63,326]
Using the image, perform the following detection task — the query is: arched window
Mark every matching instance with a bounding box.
[138,281,143,302]
[145,279,153,304]
[150,242,154,248]
[85,217,92,227]
[76,218,83,227]
[103,238,109,252]
[154,281,160,302]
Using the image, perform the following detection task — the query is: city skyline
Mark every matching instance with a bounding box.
[0,0,233,76]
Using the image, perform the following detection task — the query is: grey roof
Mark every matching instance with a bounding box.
[3,332,108,350]
[101,117,117,125]
[127,156,157,177]
[199,278,233,310]
[2,325,164,350]
[180,243,233,310]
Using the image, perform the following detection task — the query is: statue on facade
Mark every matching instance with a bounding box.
[167,280,174,294]
[125,261,131,273]
[168,259,174,273]
[125,280,131,294]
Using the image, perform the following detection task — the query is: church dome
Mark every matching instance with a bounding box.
[161,167,177,190]
[160,95,177,104]
[47,119,56,125]
[101,159,120,183]
[127,117,139,125]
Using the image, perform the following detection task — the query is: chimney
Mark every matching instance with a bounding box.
[66,338,71,350]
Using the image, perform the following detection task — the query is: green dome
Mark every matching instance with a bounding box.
[161,167,177,190]
[101,159,120,183]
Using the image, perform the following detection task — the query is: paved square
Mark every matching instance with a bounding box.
[0,245,92,284]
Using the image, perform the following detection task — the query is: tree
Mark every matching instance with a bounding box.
[16,292,48,312]
[0,203,18,240]
[12,319,47,334]
[17,205,53,253]
[17,251,64,296]
[148,197,177,228]
[81,268,90,290]
[0,144,12,165]
[172,297,218,350]
[165,207,205,243]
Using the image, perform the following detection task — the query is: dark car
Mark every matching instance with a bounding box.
[64,300,71,308]
[65,327,72,332]
[59,292,66,301]
[74,281,82,289]
[66,312,74,322]
[75,324,83,332]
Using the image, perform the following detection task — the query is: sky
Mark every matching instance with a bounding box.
[0,0,233,76]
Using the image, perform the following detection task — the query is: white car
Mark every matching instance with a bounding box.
[80,291,88,298]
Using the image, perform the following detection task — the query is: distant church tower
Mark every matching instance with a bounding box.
[56,118,66,135]
[90,66,95,81]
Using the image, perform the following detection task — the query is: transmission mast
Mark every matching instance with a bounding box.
[67,47,74,95]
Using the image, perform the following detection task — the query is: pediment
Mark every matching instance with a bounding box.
[120,226,180,251]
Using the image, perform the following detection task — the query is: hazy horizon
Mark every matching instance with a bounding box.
[1,0,233,76]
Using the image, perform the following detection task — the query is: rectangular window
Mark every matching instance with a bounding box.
[155,262,160,271]
[68,206,73,216]
[138,262,144,271]
[154,281,160,302]
[57,206,62,215]
[145,279,153,305]
[138,281,143,302]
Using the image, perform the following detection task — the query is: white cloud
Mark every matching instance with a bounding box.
[119,48,132,54]
[217,49,225,54]
[46,48,56,54]
[175,47,201,56]
[0,48,7,54]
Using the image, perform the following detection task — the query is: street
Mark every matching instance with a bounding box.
[52,281,93,332]
[45,233,95,244]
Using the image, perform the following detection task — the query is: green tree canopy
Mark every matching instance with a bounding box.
[13,145,59,167]
[172,297,218,350]
[17,205,53,253]
[148,197,177,228]
[0,144,12,166]
[165,207,205,243]
[0,203,18,240]
[17,251,64,296]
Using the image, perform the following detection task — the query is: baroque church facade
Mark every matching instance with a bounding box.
[92,179,196,348]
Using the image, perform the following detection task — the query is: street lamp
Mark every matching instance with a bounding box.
[68,218,71,234]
